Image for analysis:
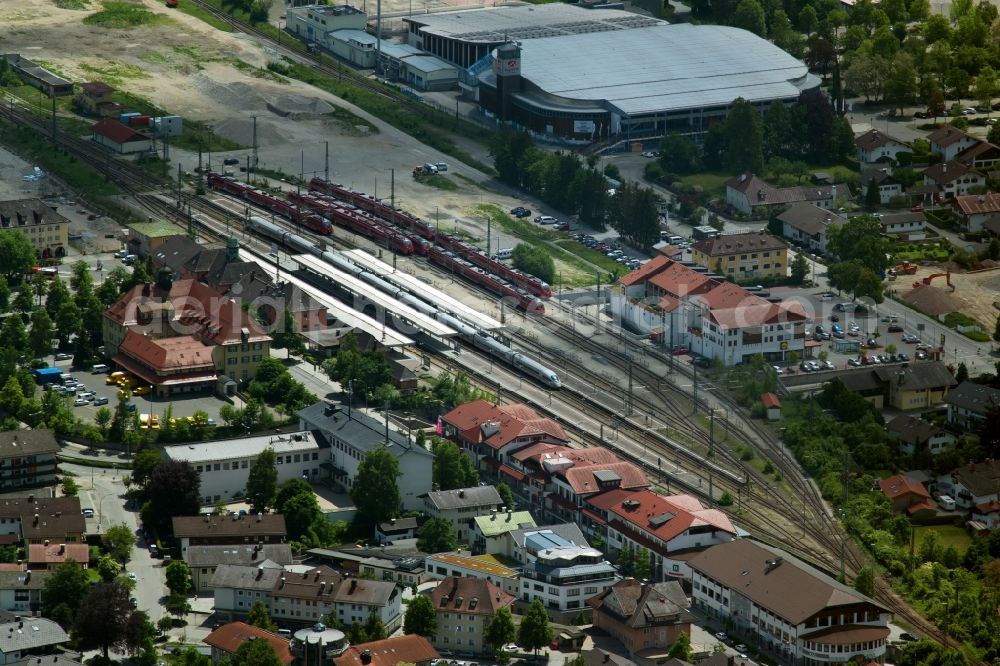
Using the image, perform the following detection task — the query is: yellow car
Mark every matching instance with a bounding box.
[117,388,130,399]
[107,372,126,385]
[132,386,151,396]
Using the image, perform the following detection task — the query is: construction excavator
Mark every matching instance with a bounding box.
[912,270,954,291]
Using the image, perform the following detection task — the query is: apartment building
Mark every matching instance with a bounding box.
[0,431,59,492]
[423,486,502,543]
[429,576,515,656]
[0,199,69,260]
[689,232,789,280]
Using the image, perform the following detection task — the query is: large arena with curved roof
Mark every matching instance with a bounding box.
[403,5,820,141]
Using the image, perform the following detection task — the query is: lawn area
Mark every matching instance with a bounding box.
[914,524,972,554]
[174,0,234,31]
[83,1,170,28]
[893,240,953,262]
[171,119,245,152]
[677,172,731,199]
[415,174,458,191]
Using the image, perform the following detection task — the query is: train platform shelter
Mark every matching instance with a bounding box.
[237,248,414,349]
[291,253,457,339]
[341,248,503,331]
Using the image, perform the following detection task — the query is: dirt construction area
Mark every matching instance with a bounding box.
[892,263,1000,328]
[0,0,587,273]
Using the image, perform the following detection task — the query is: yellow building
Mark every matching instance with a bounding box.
[690,232,788,281]
[0,198,69,260]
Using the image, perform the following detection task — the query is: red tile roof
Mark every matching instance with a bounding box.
[27,543,89,567]
[854,128,908,152]
[691,232,787,258]
[648,262,714,298]
[619,255,672,287]
[92,118,149,144]
[204,622,294,665]
[442,400,567,451]
[906,499,938,515]
[117,330,216,372]
[955,192,1000,215]
[976,500,1000,514]
[430,576,515,615]
[761,393,781,409]
[924,160,976,185]
[561,461,649,495]
[333,635,440,666]
[707,299,807,329]
[587,489,735,547]
[928,126,976,148]
[696,281,769,311]
[878,474,930,501]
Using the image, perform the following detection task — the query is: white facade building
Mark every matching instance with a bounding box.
[519,545,618,614]
[164,432,323,505]
[423,486,502,543]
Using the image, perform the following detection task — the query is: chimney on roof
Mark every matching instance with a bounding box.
[27,495,33,504]
[280,577,286,588]
[59,544,65,555]
[256,567,264,580]
[257,513,263,522]
[349,580,357,594]
[361,650,372,665]
[604,654,610,664]
[32,514,38,527]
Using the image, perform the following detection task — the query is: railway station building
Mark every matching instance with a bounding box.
[0,198,69,260]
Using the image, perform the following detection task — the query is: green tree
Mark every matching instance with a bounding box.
[0,376,24,416]
[496,482,514,509]
[233,633,283,666]
[517,598,554,655]
[798,4,819,33]
[29,309,54,359]
[96,554,123,582]
[42,560,91,626]
[723,98,765,174]
[104,523,135,564]
[975,65,999,111]
[165,560,192,596]
[351,447,401,525]
[271,309,303,358]
[1,314,28,355]
[790,253,809,285]
[247,599,277,631]
[667,632,694,661]
[61,476,79,497]
[485,606,517,656]
[0,276,9,311]
[885,52,918,115]
[417,517,459,553]
[733,0,767,35]
[0,230,37,278]
[634,547,652,579]
[282,492,324,542]
[432,439,478,490]
[73,581,136,660]
[143,460,201,531]
[95,406,113,434]
[658,134,702,174]
[246,448,278,514]
[828,216,891,273]
[131,449,161,488]
[511,244,555,284]
[165,592,192,619]
[956,362,969,383]
[363,612,387,641]
[403,593,437,637]
[855,566,876,596]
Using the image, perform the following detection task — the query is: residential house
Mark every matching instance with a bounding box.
[164,431,325,505]
[937,460,1000,510]
[654,244,685,261]
[423,553,519,596]
[298,402,433,510]
[928,126,980,161]
[775,203,845,254]
[473,510,537,555]
[374,517,419,545]
[922,161,985,200]
[429,576,515,656]
[333,635,440,666]
[440,399,568,472]
[885,414,955,456]
[878,211,926,239]
[26,543,89,571]
[186,543,293,592]
[519,543,618,619]
[102,278,272,396]
[171,514,287,558]
[860,168,903,205]
[270,565,402,631]
[0,496,85,545]
[953,192,1000,233]
[689,539,891,665]
[204,622,294,666]
[588,579,693,658]
[580,648,640,666]
[854,129,911,166]
[835,361,956,411]
[583,489,736,581]
[422,486,502,543]
[943,381,1000,429]
[0,431,60,491]
[208,563,284,620]
[957,141,1000,169]
[878,474,934,515]
[0,570,49,614]
[310,544,429,588]
[612,258,809,366]
[725,173,842,215]
[0,617,69,666]
[972,500,1000,530]
[689,232,789,280]
[0,201,69,261]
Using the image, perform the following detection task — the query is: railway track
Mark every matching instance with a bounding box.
[0,98,967,658]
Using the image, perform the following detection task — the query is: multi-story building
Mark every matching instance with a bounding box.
[102,277,272,396]
[519,544,617,618]
[423,486,502,543]
[690,232,788,281]
[943,381,1000,429]
[885,414,955,456]
[186,543,293,592]
[374,517,419,545]
[204,622,294,666]
[0,569,50,614]
[953,192,1000,233]
[937,460,1000,510]
[776,203,845,254]
[922,161,985,200]
[854,129,911,166]
[725,173,842,216]
[877,474,934,515]
[423,553,519,597]
[270,565,402,631]
[171,514,287,558]
[689,540,891,665]
[0,199,69,260]
[583,489,736,581]
[0,496,85,545]
[298,402,433,511]
[878,211,927,239]
[0,431,59,491]
[333,635,439,666]
[440,400,569,471]
[473,510,537,555]
[164,432,325,505]
[502,524,589,565]
[0,617,68,665]
[860,168,903,205]
[588,579,692,658]
[613,256,809,366]
[928,126,980,162]
[429,576,515,656]
[209,563,284,620]
[26,543,89,571]
[837,362,956,411]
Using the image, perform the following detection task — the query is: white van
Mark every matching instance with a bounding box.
[494,248,513,260]
[938,495,956,511]
[91,364,109,374]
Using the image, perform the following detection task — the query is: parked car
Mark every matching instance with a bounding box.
[510,207,531,218]
[94,396,108,406]
[900,632,919,642]
[897,352,909,361]
[824,360,835,370]
[73,397,88,407]
[54,353,72,361]
[671,347,689,356]
[534,215,558,225]
[829,314,840,322]
[848,358,862,367]
[962,107,977,115]
[867,338,878,348]
[880,314,898,323]
[222,157,240,166]
[902,333,919,343]
[862,356,875,365]
[916,349,929,359]
[888,323,903,332]
[641,151,658,158]
[433,162,448,172]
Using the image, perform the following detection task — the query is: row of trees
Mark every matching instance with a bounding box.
[489,131,661,248]
[512,243,556,284]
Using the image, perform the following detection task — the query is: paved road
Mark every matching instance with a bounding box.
[62,461,166,622]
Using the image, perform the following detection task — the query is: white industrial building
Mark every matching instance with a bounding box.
[164,431,324,505]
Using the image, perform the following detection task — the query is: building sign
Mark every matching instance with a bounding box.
[495,58,520,76]
[574,120,595,133]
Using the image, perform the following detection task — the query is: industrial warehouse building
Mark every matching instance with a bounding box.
[403,4,819,140]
